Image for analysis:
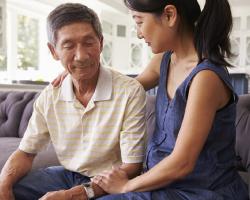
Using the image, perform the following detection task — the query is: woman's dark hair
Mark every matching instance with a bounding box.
[124,0,234,67]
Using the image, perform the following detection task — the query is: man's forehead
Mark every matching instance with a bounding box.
[58,31,95,41]
[57,22,95,38]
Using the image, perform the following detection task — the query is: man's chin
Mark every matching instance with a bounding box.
[71,73,92,81]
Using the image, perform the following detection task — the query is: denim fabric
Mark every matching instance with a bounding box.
[13,166,90,200]
[99,51,249,200]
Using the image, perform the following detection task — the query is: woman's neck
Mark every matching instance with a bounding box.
[172,33,198,64]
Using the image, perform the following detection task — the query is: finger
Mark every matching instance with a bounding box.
[52,78,60,87]
[93,175,106,182]
[63,71,68,77]
[100,169,113,174]
[95,171,110,178]
[112,166,123,172]
[63,70,69,76]
[59,75,65,87]
[112,166,119,171]
[91,176,108,191]
[91,175,107,186]
[59,72,68,87]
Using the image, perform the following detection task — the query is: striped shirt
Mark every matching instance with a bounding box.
[19,65,147,177]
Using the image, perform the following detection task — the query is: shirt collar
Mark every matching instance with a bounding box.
[59,64,112,102]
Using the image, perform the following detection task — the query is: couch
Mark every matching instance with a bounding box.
[0,91,60,172]
[0,91,249,197]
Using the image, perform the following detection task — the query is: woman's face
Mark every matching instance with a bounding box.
[131,10,177,54]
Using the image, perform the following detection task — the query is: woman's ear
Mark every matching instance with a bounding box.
[162,5,178,27]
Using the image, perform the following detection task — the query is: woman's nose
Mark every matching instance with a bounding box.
[137,27,143,39]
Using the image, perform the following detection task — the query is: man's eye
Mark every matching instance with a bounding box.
[63,45,75,49]
[85,43,94,46]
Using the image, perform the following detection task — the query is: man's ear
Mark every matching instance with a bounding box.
[47,43,59,61]
[100,36,104,53]
[163,5,178,28]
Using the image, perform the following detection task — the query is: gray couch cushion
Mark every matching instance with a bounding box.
[235,94,250,173]
[235,94,250,197]
[0,91,39,138]
[19,92,40,138]
[0,137,60,172]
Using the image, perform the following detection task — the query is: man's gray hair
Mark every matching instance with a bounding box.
[47,3,103,48]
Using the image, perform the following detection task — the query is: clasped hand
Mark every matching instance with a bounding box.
[91,166,130,194]
[39,185,87,200]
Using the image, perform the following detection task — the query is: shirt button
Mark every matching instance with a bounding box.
[83,114,87,119]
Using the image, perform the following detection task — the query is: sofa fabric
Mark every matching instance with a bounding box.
[235,94,250,196]
[0,91,38,138]
[236,94,250,173]
[18,92,40,138]
[0,138,60,172]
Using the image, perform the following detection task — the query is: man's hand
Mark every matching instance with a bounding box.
[39,186,87,200]
[0,186,15,200]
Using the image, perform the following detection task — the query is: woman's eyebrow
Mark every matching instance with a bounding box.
[133,15,142,19]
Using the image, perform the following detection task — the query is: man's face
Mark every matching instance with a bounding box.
[48,22,103,81]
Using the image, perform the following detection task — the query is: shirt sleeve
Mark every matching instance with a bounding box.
[19,89,51,154]
[120,82,147,163]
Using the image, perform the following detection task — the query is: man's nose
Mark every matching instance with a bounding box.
[137,27,143,39]
[74,44,89,61]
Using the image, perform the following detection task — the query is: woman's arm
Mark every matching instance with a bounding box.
[135,53,163,91]
[92,69,231,194]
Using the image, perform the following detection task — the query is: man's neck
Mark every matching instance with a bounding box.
[72,74,99,108]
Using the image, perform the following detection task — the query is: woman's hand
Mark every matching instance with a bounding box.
[91,166,130,194]
[51,70,69,87]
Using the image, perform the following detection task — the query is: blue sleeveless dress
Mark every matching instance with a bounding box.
[99,51,249,200]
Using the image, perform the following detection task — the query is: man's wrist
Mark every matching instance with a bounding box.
[88,182,107,198]
[82,183,95,200]
[0,179,13,191]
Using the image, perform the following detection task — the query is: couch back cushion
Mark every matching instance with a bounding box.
[19,92,40,137]
[235,94,250,173]
[0,91,39,138]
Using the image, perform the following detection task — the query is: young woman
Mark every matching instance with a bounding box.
[52,0,249,199]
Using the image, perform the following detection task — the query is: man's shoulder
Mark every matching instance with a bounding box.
[108,68,143,90]
[37,84,61,101]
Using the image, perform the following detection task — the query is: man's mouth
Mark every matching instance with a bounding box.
[74,64,92,69]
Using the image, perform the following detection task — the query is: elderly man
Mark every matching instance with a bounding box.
[0,3,147,200]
